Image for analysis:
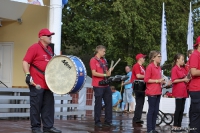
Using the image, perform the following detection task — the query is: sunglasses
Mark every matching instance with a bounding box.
[43,35,52,37]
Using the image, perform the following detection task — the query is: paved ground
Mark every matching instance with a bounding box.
[0,112,190,133]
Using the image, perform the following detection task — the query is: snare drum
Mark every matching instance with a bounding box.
[133,80,146,92]
[45,55,87,94]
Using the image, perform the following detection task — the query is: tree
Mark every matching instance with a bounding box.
[62,0,200,77]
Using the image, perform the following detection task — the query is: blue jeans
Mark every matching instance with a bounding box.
[147,95,161,132]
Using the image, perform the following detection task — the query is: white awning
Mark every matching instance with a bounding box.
[0,0,28,21]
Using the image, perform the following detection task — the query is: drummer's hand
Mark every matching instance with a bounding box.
[109,67,114,72]
[106,70,111,76]
[25,74,32,85]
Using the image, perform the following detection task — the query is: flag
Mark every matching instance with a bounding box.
[161,2,167,66]
[187,2,194,51]
[11,0,44,6]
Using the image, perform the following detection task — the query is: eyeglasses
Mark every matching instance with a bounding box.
[43,35,52,37]
[154,55,162,58]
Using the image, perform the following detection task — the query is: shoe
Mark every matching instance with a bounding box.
[153,130,159,133]
[180,129,186,132]
[32,129,43,133]
[129,110,134,113]
[123,110,128,113]
[95,123,103,128]
[133,119,144,123]
[103,122,113,127]
[43,127,62,133]
[147,130,154,133]
[171,127,182,132]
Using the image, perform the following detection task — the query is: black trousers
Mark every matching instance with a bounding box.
[29,85,54,131]
[189,91,200,133]
[133,91,145,121]
[173,98,186,127]
[93,86,112,124]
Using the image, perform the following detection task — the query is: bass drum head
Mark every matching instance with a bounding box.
[45,55,77,95]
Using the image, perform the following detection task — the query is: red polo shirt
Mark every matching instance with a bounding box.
[171,65,188,98]
[189,50,200,91]
[144,63,162,96]
[90,56,108,87]
[23,41,53,89]
[131,63,145,82]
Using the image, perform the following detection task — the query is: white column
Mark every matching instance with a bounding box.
[49,0,62,55]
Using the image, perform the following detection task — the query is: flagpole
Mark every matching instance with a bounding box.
[187,2,194,51]
[161,2,167,66]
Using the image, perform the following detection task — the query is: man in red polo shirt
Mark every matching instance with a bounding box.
[23,28,61,133]
[90,45,112,127]
[131,53,146,123]
[189,36,200,133]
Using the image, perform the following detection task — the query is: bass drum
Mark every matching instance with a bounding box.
[45,55,87,95]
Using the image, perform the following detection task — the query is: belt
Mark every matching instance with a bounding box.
[149,95,160,98]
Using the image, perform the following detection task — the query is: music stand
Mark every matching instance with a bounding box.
[0,80,8,88]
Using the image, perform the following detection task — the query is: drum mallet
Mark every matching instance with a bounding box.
[31,81,41,89]
[112,58,121,69]
[109,60,114,73]
[120,81,123,93]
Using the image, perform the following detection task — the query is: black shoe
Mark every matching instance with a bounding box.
[180,129,186,132]
[32,129,43,133]
[147,130,154,133]
[103,122,113,127]
[95,123,103,128]
[153,130,159,133]
[171,128,182,132]
[43,127,61,133]
[133,119,144,123]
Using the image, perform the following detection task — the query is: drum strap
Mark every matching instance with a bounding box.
[94,57,107,74]
[38,43,54,57]
[31,64,45,75]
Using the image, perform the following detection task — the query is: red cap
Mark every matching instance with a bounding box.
[38,28,55,38]
[136,53,146,60]
[194,36,200,47]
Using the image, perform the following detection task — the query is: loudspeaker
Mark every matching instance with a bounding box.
[49,43,54,53]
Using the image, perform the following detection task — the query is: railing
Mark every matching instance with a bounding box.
[0,88,85,118]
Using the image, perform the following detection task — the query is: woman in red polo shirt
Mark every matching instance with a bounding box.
[171,53,189,131]
[144,50,165,133]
